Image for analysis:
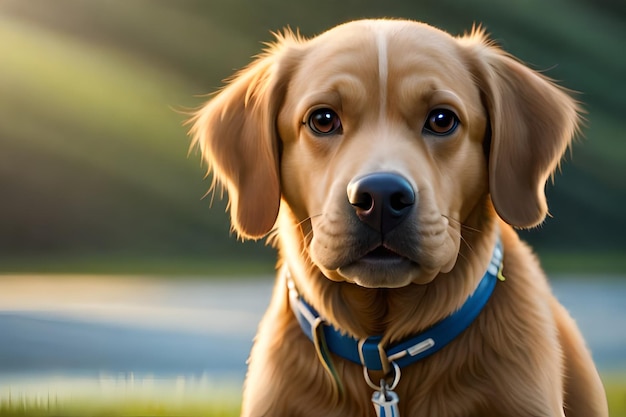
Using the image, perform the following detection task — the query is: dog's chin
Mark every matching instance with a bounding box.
[335,248,425,288]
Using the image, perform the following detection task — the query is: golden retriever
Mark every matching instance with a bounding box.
[189,19,608,417]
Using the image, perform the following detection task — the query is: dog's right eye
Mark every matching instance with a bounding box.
[307,108,343,136]
[423,108,459,136]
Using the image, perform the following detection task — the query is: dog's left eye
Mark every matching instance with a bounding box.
[307,108,343,136]
[423,109,459,136]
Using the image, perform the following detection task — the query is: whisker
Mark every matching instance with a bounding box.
[296,212,323,228]
[442,215,483,260]
[443,215,483,234]
[445,225,471,266]
[303,228,315,249]
[295,213,323,257]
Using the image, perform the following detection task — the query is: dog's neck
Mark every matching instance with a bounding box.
[278,201,500,344]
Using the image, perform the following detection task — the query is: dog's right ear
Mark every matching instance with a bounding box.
[188,34,301,239]
[460,29,581,229]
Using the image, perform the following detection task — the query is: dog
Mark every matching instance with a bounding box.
[189,19,608,417]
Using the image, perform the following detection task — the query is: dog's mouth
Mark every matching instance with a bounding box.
[336,245,420,288]
[361,246,408,263]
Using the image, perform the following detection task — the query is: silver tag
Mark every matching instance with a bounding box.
[371,380,400,417]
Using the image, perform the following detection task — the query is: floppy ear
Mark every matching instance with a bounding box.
[462,32,581,228]
[188,37,299,239]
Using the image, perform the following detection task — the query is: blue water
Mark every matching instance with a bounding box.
[551,277,626,371]
[0,276,623,391]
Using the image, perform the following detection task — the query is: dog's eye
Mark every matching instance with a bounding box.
[424,109,459,136]
[307,108,342,135]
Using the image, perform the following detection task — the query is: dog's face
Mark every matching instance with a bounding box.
[278,21,489,287]
[190,19,579,288]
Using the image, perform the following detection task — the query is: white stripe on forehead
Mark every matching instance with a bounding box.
[375,29,388,121]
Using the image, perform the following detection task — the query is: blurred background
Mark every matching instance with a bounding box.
[0,0,625,415]
[0,0,624,274]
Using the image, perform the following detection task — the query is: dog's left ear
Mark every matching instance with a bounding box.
[461,31,581,228]
[188,35,301,239]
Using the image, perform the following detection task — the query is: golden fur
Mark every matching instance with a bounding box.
[189,19,607,417]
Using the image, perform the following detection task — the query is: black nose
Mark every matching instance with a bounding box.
[347,172,415,235]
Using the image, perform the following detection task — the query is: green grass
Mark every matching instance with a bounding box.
[0,376,623,417]
[606,375,626,417]
[0,255,275,277]
[0,398,240,417]
[0,375,242,417]
[540,251,626,276]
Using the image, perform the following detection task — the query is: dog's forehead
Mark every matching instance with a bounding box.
[307,20,461,63]
[295,20,472,91]
[284,19,477,118]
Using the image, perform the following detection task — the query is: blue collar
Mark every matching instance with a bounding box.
[288,237,503,373]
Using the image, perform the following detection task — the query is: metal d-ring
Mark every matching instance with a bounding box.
[363,361,401,391]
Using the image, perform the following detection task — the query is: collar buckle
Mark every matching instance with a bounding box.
[358,337,391,375]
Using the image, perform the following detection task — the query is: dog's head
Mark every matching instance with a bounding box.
[189,19,579,288]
